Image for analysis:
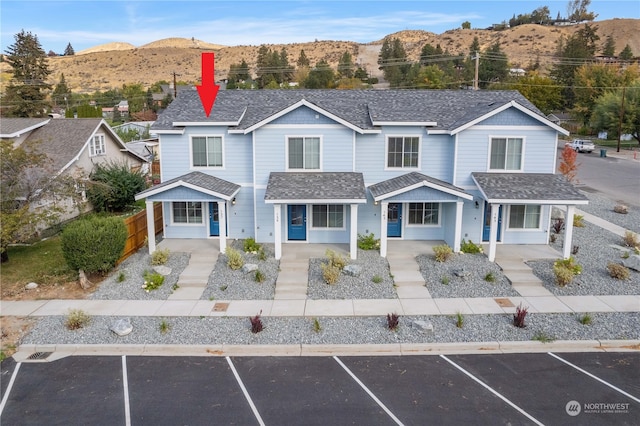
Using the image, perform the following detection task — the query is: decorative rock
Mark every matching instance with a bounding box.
[242,263,258,274]
[412,320,434,333]
[622,254,640,272]
[153,265,172,276]
[342,264,362,277]
[453,268,470,278]
[614,204,629,214]
[25,282,38,290]
[110,318,133,336]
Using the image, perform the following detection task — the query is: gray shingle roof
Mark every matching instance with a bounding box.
[369,172,471,200]
[0,118,50,137]
[136,171,241,199]
[264,172,366,202]
[472,172,589,203]
[152,89,545,132]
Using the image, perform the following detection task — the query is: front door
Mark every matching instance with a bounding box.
[482,202,502,242]
[287,205,306,240]
[209,202,225,237]
[387,203,402,238]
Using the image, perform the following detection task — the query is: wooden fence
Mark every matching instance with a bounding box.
[119,202,163,262]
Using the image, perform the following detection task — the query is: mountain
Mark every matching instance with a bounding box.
[3,19,638,93]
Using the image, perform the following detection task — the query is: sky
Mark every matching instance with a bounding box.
[1,0,638,54]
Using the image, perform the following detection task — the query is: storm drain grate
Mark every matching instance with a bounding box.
[27,351,52,360]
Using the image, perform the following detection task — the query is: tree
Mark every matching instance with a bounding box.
[0,139,81,262]
[52,73,70,109]
[493,72,563,114]
[478,42,509,88]
[602,35,616,57]
[378,37,410,87]
[296,49,310,68]
[304,60,335,89]
[567,0,597,21]
[256,46,293,88]
[461,21,471,29]
[337,51,354,78]
[122,83,146,114]
[591,81,640,145]
[86,161,147,212]
[558,145,579,182]
[3,30,52,117]
[64,42,75,56]
[619,44,634,61]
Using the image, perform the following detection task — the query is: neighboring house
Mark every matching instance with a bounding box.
[113,121,157,139]
[136,89,587,262]
[1,117,148,223]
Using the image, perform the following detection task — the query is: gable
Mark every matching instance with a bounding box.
[269,105,339,126]
[477,107,543,127]
[385,186,459,202]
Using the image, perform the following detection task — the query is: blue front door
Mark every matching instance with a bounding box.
[387,203,402,238]
[288,205,306,240]
[209,202,221,236]
[482,202,502,242]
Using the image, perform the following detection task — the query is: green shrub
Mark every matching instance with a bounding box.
[460,239,482,254]
[578,313,592,325]
[553,264,576,286]
[325,249,347,270]
[151,248,170,265]
[86,160,146,212]
[61,215,127,274]
[142,270,165,291]
[607,263,630,280]
[357,233,380,250]
[372,275,383,284]
[433,244,453,262]
[623,231,639,248]
[65,309,91,330]
[254,269,265,283]
[321,262,341,284]
[484,272,496,282]
[243,237,261,254]
[573,214,585,227]
[554,256,582,276]
[225,247,244,270]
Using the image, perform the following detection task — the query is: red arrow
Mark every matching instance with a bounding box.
[196,52,220,117]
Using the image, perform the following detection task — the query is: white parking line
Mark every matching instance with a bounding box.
[548,352,640,404]
[440,355,544,426]
[226,357,265,426]
[0,362,21,416]
[333,356,405,426]
[122,356,131,426]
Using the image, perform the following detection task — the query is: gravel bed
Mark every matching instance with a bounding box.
[529,221,640,296]
[89,250,190,300]
[416,252,519,298]
[22,312,640,346]
[200,241,279,300]
[307,249,396,299]
[576,190,639,233]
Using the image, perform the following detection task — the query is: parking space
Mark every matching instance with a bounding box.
[1,353,638,425]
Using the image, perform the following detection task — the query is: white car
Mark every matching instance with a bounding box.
[566,139,595,153]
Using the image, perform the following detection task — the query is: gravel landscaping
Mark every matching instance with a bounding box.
[576,190,639,233]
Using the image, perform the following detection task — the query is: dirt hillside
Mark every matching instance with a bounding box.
[3,19,638,93]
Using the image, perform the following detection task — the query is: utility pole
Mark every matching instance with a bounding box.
[172,71,180,99]
[617,86,626,153]
[473,52,479,90]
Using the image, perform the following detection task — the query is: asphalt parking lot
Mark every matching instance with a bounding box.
[1,352,639,425]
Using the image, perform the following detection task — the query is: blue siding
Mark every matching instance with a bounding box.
[270,105,338,125]
[146,186,218,201]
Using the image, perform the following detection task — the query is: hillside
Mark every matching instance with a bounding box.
[3,19,638,93]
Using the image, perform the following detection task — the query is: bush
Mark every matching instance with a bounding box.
[142,270,165,291]
[386,313,400,331]
[65,309,91,330]
[151,248,170,265]
[358,233,380,250]
[225,247,244,270]
[623,231,639,248]
[254,269,265,283]
[573,214,585,227]
[554,256,582,275]
[325,249,347,270]
[433,244,453,262]
[554,265,576,286]
[552,218,564,234]
[250,311,263,333]
[607,263,630,280]
[61,215,127,274]
[321,262,341,284]
[243,237,261,254]
[460,239,482,254]
[86,161,147,212]
[513,303,528,328]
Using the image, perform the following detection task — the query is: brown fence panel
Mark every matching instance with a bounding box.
[119,203,164,263]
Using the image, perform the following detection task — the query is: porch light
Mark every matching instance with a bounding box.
[232,198,236,205]
[374,200,378,205]
[475,201,479,209]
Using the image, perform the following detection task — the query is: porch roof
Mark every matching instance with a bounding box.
[264,172,367,204]
[135,171,240,201]
[369,172,473,201]
[471,172,589,204]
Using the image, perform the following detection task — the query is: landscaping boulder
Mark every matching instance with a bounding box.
[622,254,640,272]
[25,282,38,290]
[614,204,629,214]
[110,318,133,336]
[242,263,258,274]
[412,320,434,333]
[342,264,362,277]
[453,268,470,279]
[153,265,172,276]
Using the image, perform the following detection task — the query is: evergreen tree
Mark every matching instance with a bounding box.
[619,44,634,61]
[304,60,335,88]
[602,35,615,57]
[3,30,52,117]
[52,73,70,109]
[296,49,310,67]
[377,37,410,87]
[64,42,75,56]
[337,51,354,78]
[478,42,509,88]
[256,45,292,88]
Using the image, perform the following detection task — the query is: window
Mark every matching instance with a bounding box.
[508,205,540,229]
[387,136,419,168]
[172,202,203,224]
[490,137,523,170]
[89,134,105,157]
[312,205,344,228]
[288,137,320,170]
[408,203,440,225]
[192,136,223,167]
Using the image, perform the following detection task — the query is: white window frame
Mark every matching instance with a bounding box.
[286,135,322,171]
[89,134,106,157]
[507,204,541,230]
[406,202,441,227]
[311,204,345,230]
[488,136,524,171]
[385,135,421,170]
[171,201,204,225]
[190,135,225,169]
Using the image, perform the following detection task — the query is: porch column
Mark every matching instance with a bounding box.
[380,201,388,257]
[274,204,282,260]
[349,204,358,260]
[563,205,575,259]
[218,201,227,253]
[488,203,500,262]
[145,200,156,254]
[453,201,464,252]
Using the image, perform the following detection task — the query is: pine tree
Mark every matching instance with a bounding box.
[64,42,75,56]
[296,49,310,68]
[602,35,615,57]
[52,73,70,108]
[3,30,52,117]
[337,51,354,78]
[619,44,633,61]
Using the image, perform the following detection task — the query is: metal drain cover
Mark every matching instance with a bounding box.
[26,351,52,360]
